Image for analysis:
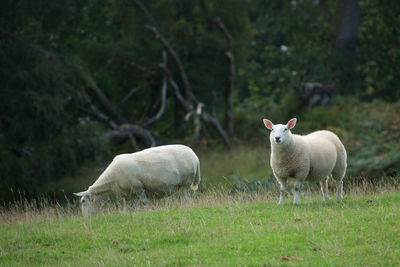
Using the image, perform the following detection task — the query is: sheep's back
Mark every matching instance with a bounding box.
[117,145,199,193]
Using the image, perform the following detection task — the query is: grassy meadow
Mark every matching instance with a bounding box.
[1,185,400,266]
[1,144,400,266]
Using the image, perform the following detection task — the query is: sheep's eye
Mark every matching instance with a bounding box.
[284,128,288,131]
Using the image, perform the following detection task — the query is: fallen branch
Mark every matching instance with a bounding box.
[104,124,156,148]
[82,86,156,149]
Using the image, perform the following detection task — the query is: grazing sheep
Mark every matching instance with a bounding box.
[263,118,347,204]
[74,144,201,216]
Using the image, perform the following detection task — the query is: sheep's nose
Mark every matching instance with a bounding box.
[275,137,281,143]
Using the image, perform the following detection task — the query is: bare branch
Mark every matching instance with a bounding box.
[142,77,167,127]
[215,17,232,51]
[134,0,157,26]
[87,86,127,124]
[159,64,193,112]
[106,58,156,75]
[79,93,118,129]
[83,85,156,149]
[140,18,231,146]
[201,112,231,148]
[117,84,147,108]
[193,103,204,144]
[145,24,194,102]
[125,61,157,75]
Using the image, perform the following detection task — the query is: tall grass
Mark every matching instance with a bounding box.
[1,178,398,224]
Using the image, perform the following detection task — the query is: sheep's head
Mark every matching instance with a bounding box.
[73,191,98,216]
[263,118,297,145]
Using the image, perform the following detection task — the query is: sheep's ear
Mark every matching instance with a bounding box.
[73,192,84,197]
[73,191,90,197]
[287,118,297,130]
[263,119,274,130]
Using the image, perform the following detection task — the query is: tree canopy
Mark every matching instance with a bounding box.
[1,0,399,202]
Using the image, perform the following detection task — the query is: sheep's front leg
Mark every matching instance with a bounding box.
[122,198,127,213]
[182,188,190,198]
[139,189,151,209]
[293,181,301,205]
[278,180,286,205]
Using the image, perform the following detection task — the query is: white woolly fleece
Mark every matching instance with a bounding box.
[75,144,201,216]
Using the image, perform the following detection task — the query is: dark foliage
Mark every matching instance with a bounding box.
[0,0,399,202]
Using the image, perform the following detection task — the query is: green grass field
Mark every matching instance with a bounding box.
[1,188,399,266]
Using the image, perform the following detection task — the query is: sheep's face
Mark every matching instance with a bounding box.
[80,195,92,215]
[263,118,297,145]
[74,191,98,216]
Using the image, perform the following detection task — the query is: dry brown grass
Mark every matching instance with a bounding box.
[1,179,398,225]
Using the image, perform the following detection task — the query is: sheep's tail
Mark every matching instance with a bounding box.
[190,160,201,191]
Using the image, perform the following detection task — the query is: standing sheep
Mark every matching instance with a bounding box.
[74,144,201,216]
[263,118,347,204]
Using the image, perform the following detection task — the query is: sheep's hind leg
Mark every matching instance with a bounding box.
[178,188,191,209]
[320,176,330,202]
[293,181,301,205]
[278,180,286,205]
[336,179,343,201]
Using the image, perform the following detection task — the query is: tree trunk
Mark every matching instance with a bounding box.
[320,0,360,93]
[215,17,235,138]
[337,0,360,49]
[336,0,360,69]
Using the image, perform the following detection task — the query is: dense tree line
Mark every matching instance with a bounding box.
[0,0,399,201]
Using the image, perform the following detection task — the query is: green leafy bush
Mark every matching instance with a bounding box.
[300,98,400,179]
[235,95,400,180]
[0,38,109,202]
[230,174,278,194]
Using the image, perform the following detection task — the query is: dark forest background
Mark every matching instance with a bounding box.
[1,0,399,202]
